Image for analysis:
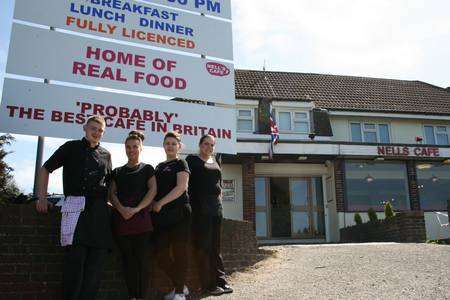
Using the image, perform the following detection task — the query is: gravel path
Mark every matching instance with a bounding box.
[203,243,450,300]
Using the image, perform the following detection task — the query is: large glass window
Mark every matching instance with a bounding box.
[417,162,450,211]
[345,161,410,211]
[350,122,391,143]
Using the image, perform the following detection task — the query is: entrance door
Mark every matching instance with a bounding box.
[290,178,325,238]
[270,178,292,237]
[254,176,325,239]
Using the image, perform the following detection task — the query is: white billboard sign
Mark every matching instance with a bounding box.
[7,23,234,105]
[14,0,233,60]
[142,0,232,20]
[0,79,236,154]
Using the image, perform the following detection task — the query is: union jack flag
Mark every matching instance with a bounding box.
[269,108,279,159]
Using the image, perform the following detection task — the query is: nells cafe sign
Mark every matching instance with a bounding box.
[377,146,440,157]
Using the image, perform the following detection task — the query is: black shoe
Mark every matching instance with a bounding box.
[208,286,225,296]
[220,284,233,294]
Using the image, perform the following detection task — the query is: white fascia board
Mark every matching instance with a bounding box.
[236,99,315,108]
[236,142,339,155]
[236,142,450,157]
[273,101,315,108]
[329,110,450,121]
[236,99,259,105]
[237,133,332,141]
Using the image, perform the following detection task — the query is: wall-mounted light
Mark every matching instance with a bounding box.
[431,175,439,183]
[261,155,270,160]
[298,156,308,161]
[442,159,450,165]
[374,157,385,161]
[416,163,433,170]
[365,174,374,183]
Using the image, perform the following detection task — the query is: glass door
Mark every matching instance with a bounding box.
[290,178,325,238]
[290,178,310,237]
[255,177,268,238]
[269,178,292,238]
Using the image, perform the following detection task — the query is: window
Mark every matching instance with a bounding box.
[424,125,449,145]
[350,123,390,143]
[237,109,254,132]
[417,162,450,211]
[277,111,309,133]
[345,161,410,211]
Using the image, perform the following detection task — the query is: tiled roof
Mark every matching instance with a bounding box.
[235,69,450,115]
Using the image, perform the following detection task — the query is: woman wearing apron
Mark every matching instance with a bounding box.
[109,131,156,300]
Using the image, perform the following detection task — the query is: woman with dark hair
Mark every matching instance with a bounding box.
[109,131,157,300]
[152,131,191,300]
[186,134,233,296]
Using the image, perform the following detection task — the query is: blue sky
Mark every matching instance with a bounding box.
[1,0,450,194]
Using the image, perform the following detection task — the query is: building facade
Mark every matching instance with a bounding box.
[220,70,450,243]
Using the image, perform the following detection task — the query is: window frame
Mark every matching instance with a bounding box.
[236,108,256,133]
[423,125,449,145]
[349,122,391,143]
[276,110,310,134]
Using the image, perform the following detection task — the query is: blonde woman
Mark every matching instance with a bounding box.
[152,131,191,300]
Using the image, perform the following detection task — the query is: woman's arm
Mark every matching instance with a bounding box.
[134,176,157,212]
[153,171,189,212]
[108,179,133,220]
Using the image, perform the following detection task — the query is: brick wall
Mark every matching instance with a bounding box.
[334,159,345,212]
[406,161,421,210]
[242,156,256,228]
[0,205,265,300]
[340,211,426,243]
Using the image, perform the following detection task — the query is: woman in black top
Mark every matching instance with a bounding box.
[186,134,233,296]
[109,131,157,300]
[152,131,191,300]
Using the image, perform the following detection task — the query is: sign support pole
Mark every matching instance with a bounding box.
[33,62,53,196]
[33,136,45,197]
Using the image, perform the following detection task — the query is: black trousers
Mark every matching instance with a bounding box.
[116,232,152,299]
[154,216,191,294]
[63,245,108,300]
[192,213,227,290]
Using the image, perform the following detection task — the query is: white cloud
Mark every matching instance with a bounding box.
[232,0,450,87]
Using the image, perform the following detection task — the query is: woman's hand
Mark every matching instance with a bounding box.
[152,201,164,213]
[120,206,138,220]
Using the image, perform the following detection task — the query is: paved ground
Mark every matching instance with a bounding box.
[203,243,450,300]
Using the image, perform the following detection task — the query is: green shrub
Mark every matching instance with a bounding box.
[354,213,363,225]
[384,201,395,219]
[367,208,378,222]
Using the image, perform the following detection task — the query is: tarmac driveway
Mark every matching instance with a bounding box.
[203,243,450,300]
